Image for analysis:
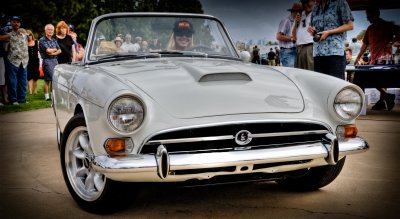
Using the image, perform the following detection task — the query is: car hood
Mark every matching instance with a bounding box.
[98,59,304,118]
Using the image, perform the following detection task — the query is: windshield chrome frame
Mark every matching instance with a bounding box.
[84,12,240,65]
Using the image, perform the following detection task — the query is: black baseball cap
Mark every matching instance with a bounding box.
[68,24,75,32]
[173,20,194,34]
[10,16,22,22]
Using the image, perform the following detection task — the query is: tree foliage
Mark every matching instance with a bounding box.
[157,0,203,13]
[1,0,203,45]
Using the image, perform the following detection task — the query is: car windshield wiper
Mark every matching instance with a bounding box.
[95,52,161,61]
[93,50,213,62]
[156,50,208,57]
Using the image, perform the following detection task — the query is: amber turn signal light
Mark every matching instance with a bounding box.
[344,125,358,138]
[105,138,134,156]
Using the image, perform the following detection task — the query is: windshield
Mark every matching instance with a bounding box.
[87,14,238,62]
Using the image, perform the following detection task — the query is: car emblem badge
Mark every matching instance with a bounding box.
[235,130,252,146]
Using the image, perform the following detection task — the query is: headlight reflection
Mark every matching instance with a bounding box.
[334,88,363,121]
[108,96,144,133]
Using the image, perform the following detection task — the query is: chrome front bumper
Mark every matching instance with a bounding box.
[92,136,369,182]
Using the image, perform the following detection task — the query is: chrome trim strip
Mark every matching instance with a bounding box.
[251,130,329,138]
[147,135,234,145]
[146,130,329,145]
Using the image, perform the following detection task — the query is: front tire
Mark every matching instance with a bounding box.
[60,113,136,214]
[276,157,346,191]
[56,124,62,150]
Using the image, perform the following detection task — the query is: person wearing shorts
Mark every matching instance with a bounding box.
[38,24,61,101]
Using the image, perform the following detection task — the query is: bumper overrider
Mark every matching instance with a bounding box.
[92,134,369,182]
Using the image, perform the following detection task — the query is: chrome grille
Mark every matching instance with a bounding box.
[140,123,330,155]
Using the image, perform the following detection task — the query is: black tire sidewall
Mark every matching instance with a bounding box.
[277,157,347,191]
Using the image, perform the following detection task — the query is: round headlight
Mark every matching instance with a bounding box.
[334,88,363,121]
[108,96,144,133]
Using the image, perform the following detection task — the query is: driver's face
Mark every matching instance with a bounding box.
[175,35,191,49]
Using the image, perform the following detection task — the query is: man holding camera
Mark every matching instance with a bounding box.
[276,3,303,67]
[308,0,354,79]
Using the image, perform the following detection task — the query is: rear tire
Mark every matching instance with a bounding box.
[276,157,346,191]
[60,113,137,214]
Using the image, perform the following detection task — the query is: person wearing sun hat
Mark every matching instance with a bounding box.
[167,20,195,50]
[114,36,123,51]
[276,3,303,67]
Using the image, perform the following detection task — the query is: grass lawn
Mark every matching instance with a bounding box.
[0,79,52,114]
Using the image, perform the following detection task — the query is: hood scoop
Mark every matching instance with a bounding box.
[180,62,252,82]
[199,72,252,82]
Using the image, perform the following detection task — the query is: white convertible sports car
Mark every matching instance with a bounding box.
[52,13,369,213]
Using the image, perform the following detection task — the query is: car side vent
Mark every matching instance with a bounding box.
[199,72,252,82]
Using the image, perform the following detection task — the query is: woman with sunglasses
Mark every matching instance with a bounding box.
[26,30,40,95]
[167,20,194,51]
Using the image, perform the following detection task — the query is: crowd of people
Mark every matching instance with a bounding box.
[97,34,152,54]
[96,20,194,56]
[249,0,400,111]
[0,16,85,106]
[251,46,281,66]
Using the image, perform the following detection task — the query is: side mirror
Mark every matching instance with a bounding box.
[239,51,251,62]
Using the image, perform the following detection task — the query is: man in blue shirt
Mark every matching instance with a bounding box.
[39,24,61,101]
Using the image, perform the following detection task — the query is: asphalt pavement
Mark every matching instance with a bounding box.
[0,105,399,218]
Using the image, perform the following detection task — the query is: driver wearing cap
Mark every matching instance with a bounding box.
[167,20,194,50]
[5,15,30,105]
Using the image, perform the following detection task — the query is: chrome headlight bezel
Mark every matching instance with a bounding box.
[107,95,145,134]
[333,87,363,121]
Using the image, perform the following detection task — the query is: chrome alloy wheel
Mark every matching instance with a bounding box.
[64,126,106,201]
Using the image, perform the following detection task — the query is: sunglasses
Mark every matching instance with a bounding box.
[175,31,192,38]
[302,19,306,28]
